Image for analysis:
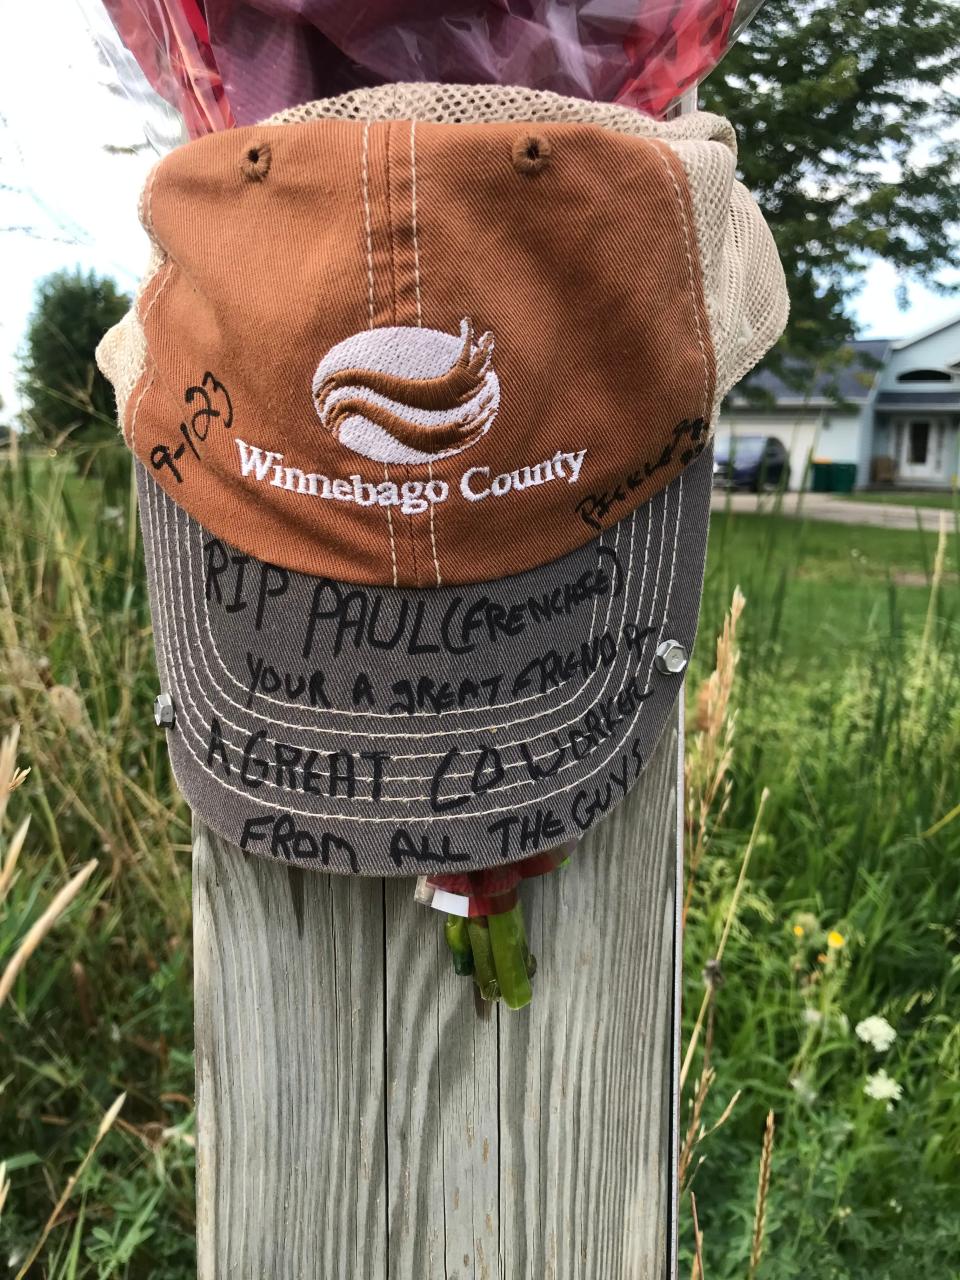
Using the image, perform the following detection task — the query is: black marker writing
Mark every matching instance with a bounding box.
[570,738,644,831]
[576,418,707,530]
[244,652,330,711]
[150,372,234,483]
[388,673,504,716]
[429,745,505,814]
[389,827,470,868]
[512,629,617,697]
[298,562,622,662]
[206,717,388,800]
[487,807,565,861]
[240,813,359,872]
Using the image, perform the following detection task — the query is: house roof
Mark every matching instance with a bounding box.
[890,311,960,350]
[875,390,960,409]
[732,339,892,406]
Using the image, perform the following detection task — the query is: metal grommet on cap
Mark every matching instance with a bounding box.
[241,141,272,182]
[654,640,688,675]
[154,692,176,728]
[511,133,552,175]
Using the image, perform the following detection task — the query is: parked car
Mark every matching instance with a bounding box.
[712,434,791,491]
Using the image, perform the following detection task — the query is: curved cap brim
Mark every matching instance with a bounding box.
[137,446,712,874]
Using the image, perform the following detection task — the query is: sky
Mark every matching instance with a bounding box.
[2,2,959,426]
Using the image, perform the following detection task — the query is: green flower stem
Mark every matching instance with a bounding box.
[467,918,500,1001]
[443,914,475,976]
[487,902,534,1010]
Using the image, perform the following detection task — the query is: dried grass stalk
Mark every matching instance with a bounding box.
[0,817,30,907]
[679,1066,716,1186]
[684,587,745,924]
[681,787,769,1090]
[748,1109,776,1278]
[690,1190,706,1280]
[0,724,30,827]
[920,511,949,665]
[13,1093,126,1280]
[0,859,97,1007]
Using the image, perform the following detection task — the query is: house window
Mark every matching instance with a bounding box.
[897,368,953,383]
[908,420,930,465]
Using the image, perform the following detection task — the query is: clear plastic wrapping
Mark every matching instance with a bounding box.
[94,0,765,140]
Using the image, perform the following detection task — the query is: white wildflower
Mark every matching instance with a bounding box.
[864,1069,903,1105]
[802,1007,823,1026]
[837,1205,853,1221]
[856,1015,897,1053]
[789,1075,818,1106]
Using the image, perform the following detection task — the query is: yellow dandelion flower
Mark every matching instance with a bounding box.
[792,924,805,938]
[827,930,845,949]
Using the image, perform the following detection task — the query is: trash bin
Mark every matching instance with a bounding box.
[810,461,856,493]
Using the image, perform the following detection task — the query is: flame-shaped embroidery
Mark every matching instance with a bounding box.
[312,318,500,465]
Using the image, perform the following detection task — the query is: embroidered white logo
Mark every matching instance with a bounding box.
[312,318,499,465]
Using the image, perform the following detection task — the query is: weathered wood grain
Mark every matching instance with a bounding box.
[193,705,680,1279]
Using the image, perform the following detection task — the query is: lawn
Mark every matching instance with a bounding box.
[700,507,957,673]
[1,449,958,1278]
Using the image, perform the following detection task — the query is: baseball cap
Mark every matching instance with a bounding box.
[97,83,788,875]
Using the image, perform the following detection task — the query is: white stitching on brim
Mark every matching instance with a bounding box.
[153,479,681,817]
[182,474,635,732]
[156,475,651,782]
[145,464,658,773]
[141,465,685,818]
[145,467,652,783]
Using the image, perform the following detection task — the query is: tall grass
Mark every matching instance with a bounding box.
[681,501,960,1274]
[0,448,194,1278]
[1,444,959,1276]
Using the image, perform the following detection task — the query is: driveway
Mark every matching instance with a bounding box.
[710,491,953,532]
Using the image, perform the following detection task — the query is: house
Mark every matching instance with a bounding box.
[717,313,960,489]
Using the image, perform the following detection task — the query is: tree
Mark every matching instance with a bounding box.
[701,0,960,382]
[19,268,129,449]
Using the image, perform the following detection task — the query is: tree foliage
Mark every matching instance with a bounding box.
[701,0,960,376]
[19,268,129,448]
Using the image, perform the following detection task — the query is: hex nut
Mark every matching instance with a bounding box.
[654,639,688,675]
[154,692,176,728]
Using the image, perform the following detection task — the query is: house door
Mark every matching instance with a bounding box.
[898,418,941,482]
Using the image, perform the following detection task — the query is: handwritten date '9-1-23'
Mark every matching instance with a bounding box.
[150,372,234,483]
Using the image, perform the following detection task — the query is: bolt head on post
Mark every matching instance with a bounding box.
[654,639,688,675]
[154,692,176,728]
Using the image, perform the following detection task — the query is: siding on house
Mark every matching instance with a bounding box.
[875,317,960,488]
[717,316,960,490]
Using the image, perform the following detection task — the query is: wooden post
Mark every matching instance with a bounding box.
[193,701,682,1279]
